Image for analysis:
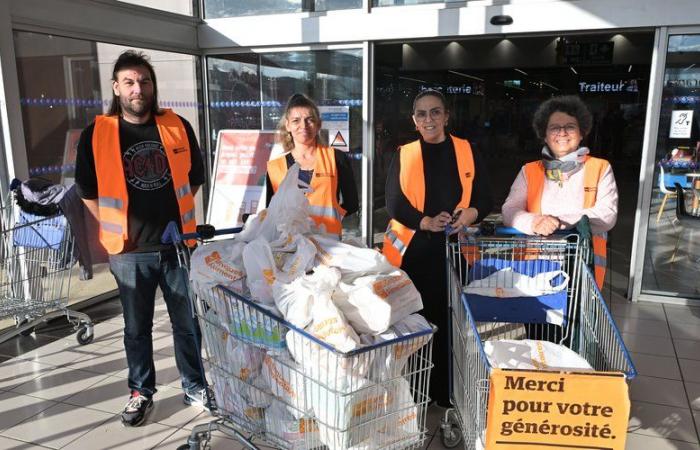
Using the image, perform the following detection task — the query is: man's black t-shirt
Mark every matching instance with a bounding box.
[75,114,205,253]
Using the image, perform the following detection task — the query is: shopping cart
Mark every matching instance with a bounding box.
[0,189,94,345]
[162,222,437,450]
[440,226,636,449]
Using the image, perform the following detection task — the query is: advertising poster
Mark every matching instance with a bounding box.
[485,369,630,450]
[319,106,350,151]
[670,110,694,139]
[207,130,277,229]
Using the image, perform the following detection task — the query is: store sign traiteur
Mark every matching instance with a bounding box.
[485,369,630,450]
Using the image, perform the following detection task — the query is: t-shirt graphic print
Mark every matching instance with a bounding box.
[122,140,172,191]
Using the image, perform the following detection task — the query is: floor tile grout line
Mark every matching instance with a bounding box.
[0,432,55,449]
[50,411,117,450]
[662,304,700,444]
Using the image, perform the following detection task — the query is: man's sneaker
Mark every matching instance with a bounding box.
[184,386,217,412]
[121,391,153,427]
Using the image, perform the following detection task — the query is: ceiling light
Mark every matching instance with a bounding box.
[514,68,529,76]
[570,66,578,75]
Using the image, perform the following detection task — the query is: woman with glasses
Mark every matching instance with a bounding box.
[502,95,618,288]
[383,89,492,407]
[266,93,358,236]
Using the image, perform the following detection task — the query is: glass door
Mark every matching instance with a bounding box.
[640,31,700,300]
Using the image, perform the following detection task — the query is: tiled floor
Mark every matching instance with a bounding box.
[0,292,698,449]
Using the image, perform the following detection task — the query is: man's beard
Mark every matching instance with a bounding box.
[120,95,152,117]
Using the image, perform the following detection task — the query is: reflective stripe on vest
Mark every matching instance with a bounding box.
[92,109,197,254]
[383,135,475,267]
[267,146,346,236]
[523,156,610,288]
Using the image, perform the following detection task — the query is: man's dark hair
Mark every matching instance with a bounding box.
[412,89,447,113]
[107,50,161,116]
[532,95,592,139]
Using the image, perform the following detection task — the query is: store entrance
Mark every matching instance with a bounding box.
[373,31,654,297]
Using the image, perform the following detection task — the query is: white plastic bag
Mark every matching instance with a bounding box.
[308,234,394,275]
[484,339,592,371]
[224,341,266,383]
[464,267,569,298]
[305,267,360,352]
[334,270,423,335]
[242,238,277,304]
[189,239,246,292]
[275,234,317,283]
[310,378,385,449]
[360,314,432,380]
[286,330,372,394]
[371,378,420,448]
[210,367,266,428]
[271,270,319,329]
[261,352,312,418]
[265,399,319,450]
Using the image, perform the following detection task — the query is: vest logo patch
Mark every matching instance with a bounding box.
[173,147,187,154]
[465,172,472,178]
[315,172,334,178]
[584,187,598,192]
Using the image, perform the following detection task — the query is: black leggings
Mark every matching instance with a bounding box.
[401,231,451,407]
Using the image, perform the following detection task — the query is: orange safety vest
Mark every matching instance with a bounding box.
[92,109,197,254]
[267,146,346,236]
[523,156,609,289]
[383,135,475,268]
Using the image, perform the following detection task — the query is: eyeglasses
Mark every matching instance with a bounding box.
[547,124,579,135]
[414,108,445,122]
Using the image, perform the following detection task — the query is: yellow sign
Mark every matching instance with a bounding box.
[485,369,630,450]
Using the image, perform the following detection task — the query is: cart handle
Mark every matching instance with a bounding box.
[452,215,593,240]
[160,221,242,244]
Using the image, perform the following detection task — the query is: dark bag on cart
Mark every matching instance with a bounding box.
[11,178,68,250]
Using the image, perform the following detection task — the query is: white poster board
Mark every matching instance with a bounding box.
[206,130,276,229]
[670,110,694,139]
[320,106,350,151]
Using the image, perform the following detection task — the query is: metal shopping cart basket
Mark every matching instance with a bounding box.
[440,224,636,449]
[162,222,437,450]
[0,188,94,345]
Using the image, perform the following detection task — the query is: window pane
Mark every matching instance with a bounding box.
[373,0,461,6]
[117,0,195,16]
[13,31,202,303]
[641,33,700,298]
[204,0,302,18]
[315,0,362,11]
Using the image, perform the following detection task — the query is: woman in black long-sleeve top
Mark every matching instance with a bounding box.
[383,89,492,407]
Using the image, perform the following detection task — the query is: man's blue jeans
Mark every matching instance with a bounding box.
[109,249,206,397]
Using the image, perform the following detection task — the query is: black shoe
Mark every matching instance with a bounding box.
[184,386,217,412]
[121,391,153,427]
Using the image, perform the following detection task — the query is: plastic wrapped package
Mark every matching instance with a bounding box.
[261,352,313,418]
[265,399,319,450]
[360,314,432,381]
[484,339,593,371]
[333,270,423,335]
[200,309,237,371]
[226,301,287,351]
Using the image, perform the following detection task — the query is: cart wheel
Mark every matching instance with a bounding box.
[17,319,35,337]
[76,325,94,345]
[441,423,463,448]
